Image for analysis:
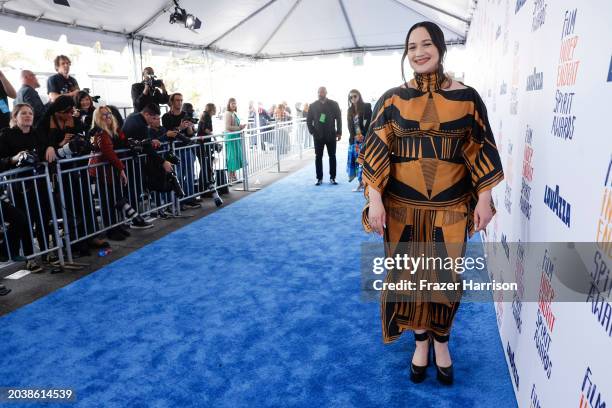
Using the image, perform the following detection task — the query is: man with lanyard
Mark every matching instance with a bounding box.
[306,86,342,185]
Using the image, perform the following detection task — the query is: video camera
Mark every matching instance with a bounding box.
[144,74,164,89]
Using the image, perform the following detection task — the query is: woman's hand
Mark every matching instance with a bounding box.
[474,190,493,232]
[356,134,364,143]
[368,188,386,236]
[59,133,73,147]
[45,146,57,163]
[119,170,128,186]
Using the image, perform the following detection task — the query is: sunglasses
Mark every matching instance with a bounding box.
[101,112,113,118]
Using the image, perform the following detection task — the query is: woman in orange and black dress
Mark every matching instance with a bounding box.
[359,21,504,385]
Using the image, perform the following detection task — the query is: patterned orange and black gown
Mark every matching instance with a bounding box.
[359,72,504,343]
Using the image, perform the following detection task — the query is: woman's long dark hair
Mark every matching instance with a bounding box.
[347,89,364,122]
[401,21,449,88]
[75,91,94,114]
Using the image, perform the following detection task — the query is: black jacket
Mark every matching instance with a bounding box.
[347,103,372,144]
[306,99,342,140]
[0,126,43,171]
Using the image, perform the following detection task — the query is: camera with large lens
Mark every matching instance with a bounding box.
[144,74,163,88]
[14,150,40,168]
[165,151,180,165]
[56,132,92,159]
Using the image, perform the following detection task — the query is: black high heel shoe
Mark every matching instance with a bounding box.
[432,333,454,385]
[410,331,431,383]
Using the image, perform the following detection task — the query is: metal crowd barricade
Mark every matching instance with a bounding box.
[0,117,313,275]
[0,164,64,267]
[55,144,175,262]
[171,118,311,202]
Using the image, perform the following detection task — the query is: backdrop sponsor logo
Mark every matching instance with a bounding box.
[543,185,571,227]
[526,68,544,91]
[505,140,514,214]
[500,81,508,95]
[551,90,576,140]
[608,56,612,82]
[521,125,535,220]
[511,42,520,115]
[588,156,612,337]
[515,0,527,14]
[507,341,520,389]
[580,367,608,408]
[532,0,547,32]
[531,383,542,408]
[551,9,579,141]
[558,9,579,87]
[534,249,555,379]
[512,241,526,333]
[502,233,510,260]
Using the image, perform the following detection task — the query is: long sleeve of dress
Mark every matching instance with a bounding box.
[361,92,395,194]
[359,91,396,232]
[462,90,504,195]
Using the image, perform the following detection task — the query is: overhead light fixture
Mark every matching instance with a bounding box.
[169,0,202,31]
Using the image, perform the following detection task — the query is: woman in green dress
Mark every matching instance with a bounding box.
[224,98,246,183]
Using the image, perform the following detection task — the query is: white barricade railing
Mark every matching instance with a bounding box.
[0,164,64,267]
[55,144,176,262]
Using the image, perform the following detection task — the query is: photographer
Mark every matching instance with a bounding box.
[39,95,107,256]
[131,67,169,113]
[0,104,50,272]
[123,103,183,220]
[162,94,199,208]
[89,106,151,239]
[47,55,79,103]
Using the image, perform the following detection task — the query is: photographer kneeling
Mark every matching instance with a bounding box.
[89,106,151,240]
[40,95,108,256]
[123,103,184,221]
[131,67,169,113]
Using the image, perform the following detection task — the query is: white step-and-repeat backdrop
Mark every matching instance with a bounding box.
[463,0,611,407]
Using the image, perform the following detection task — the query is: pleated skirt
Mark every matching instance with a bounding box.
[380,205,469,343]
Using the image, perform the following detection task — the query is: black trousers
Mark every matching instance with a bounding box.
[0,200,32,259]
[314,137,337,180]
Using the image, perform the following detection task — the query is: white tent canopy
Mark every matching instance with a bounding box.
[0,0,472,58]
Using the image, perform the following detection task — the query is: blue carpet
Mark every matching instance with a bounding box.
[0,159,517,408]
